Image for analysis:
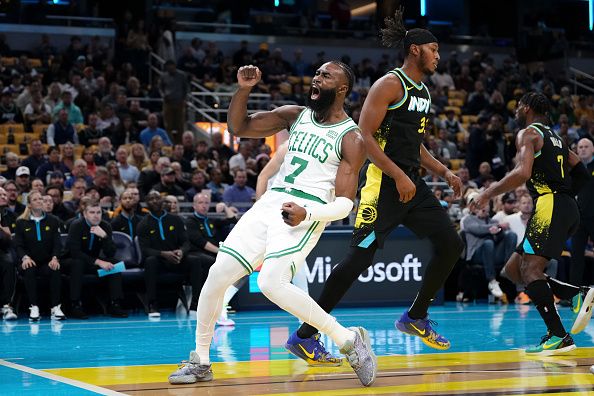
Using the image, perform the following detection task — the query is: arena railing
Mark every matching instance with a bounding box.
[45,15,114,28]
[569,67,594,94]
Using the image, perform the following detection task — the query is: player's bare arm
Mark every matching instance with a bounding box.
[419,144,462,199]
[359,73,416,203]
[472,127,542,209]
[256,141,288,200]
[282,129,366,227]
[228,65,304,138]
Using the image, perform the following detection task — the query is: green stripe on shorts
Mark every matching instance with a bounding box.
[264,221,320,260]
[219,245,253,274]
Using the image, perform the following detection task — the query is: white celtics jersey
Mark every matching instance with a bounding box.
[270,108,358,203]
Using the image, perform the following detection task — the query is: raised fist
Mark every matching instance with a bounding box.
[237,65,262,88]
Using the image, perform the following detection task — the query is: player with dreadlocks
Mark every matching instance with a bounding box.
[284,8,465,364]
[472,92,594,355]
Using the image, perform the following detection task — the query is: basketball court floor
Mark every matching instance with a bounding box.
[2,304,594,395]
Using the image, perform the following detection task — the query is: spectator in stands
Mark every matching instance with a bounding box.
[185,192,238,312]
[0,187,17,321]
[128,99,148,129]
[94,137,116,167]
[185,170,208,202]
[492,192,517,222]
[140,113,172,148]
[457,166,478,197]
[127,143,149,171]
[48,171,65,189]
[170,161,191,190]
[576,115,591,140]
[207,131,234,163]
[437,128,458,159]
[0,91,23,124]
[106,161,125,197]
[83,147,98,177]
[44,82,62,112]
[164,195,179,214]
[159,60,189,144]
[64,197,128,319]
[1,152,19,180]
[22,139,47,176]
[181,131,195,161]
[65,159,92,189]
[112,115,139,147]
[92,166,116,203]
[78,113,103,147]
[60,142,76,172]
[466,116,492,178]
[52,91,83,125]
[47,109,79,146]
[137,191,201,317]
[147,149,161,170]
[574,96,594,122]
[138,156,170,197]
[15,191,64,321]
[430,64,455,90]
[4,74,24,95]
[5,181,25,215]
[15,166,31,195]
[46,184,74,220]
[30,178,44,194]
[97,103,120,136]
[441,109,466,137]
[170,144,192,173]
[64,178,86,214]
[472,161,494,188]
[223,169,254,213]
[35,146,70,183]
[207,167,228,203]
[115,147,139,183]
[228,142,250,175]
[111,189,143,239]
[462,196,516,299]
[465,81,490,115]
[154,166,185,197]
[570,138,594,287]
[35,34,57,64]
[23,92,51,131]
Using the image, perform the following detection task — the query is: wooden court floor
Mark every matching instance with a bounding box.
[2,305,594,395]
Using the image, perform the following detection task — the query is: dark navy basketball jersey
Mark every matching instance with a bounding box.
[374,68,432,171]
[526,122,572,198]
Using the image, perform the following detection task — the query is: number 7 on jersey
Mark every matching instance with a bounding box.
[284,157,309,184]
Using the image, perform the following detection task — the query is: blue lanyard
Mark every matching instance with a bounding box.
[32,213,46,242]
[150,211,168,240]
[122,213,134,239]
[193,212,212,237]
[85,219,95,250]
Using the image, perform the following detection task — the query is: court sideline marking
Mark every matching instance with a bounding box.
[0,359,126,396]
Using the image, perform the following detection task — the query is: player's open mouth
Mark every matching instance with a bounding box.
[311,86,320,100]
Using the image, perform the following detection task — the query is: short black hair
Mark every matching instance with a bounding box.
[519,92,551,116]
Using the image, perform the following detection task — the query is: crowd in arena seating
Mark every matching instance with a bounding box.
[0,29,593,320]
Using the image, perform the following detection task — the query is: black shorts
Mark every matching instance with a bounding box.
[520,193,579,259]
[351,164,454,248]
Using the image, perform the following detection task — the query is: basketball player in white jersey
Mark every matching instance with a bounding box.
[169,62,377,387]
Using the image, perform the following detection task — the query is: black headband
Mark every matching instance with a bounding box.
[403,28,438,48]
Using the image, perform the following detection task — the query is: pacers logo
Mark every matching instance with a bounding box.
[356,204,377,225]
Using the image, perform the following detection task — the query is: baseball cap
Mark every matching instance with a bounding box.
[161,167,175,176]
[16,166,30,177]
[50,170,64,179]
[502,192,517,203]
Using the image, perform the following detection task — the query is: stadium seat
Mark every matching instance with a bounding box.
[29,58,42,68]
[32,124,50,135]
[444,106,461,115]
[0,124,25,134]
[462,115,478,124]
[448,98,464,107]
[450,159,465,171]
[112,231,140,268]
